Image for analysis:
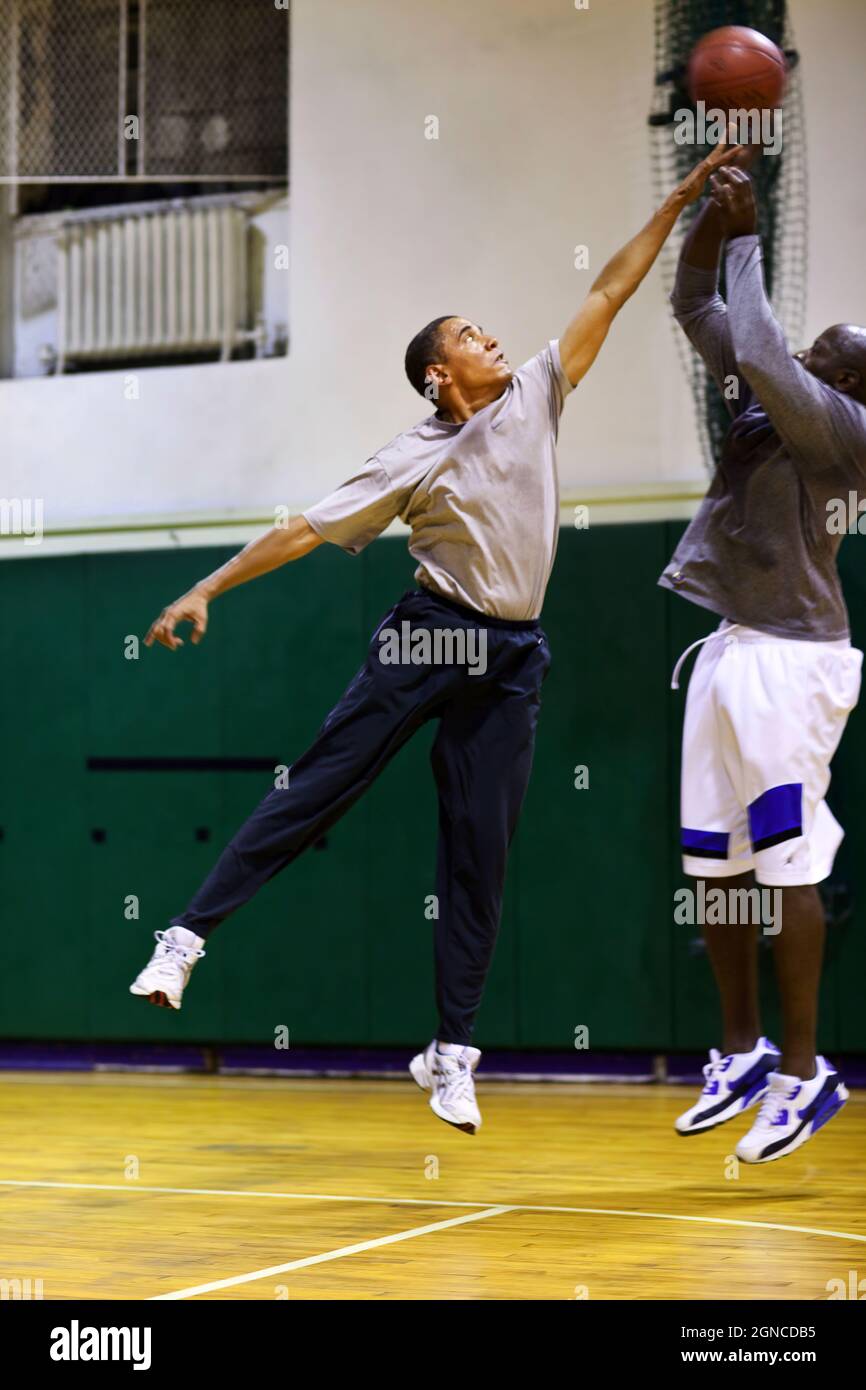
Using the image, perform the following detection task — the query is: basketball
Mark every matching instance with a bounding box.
[687,25,787,110]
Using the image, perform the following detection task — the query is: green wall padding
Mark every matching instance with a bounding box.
[1,526,864,1051]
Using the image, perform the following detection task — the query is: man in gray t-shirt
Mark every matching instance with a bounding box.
[302,337,571,621]
[133,142,735,1134]
[665,166,866,1164]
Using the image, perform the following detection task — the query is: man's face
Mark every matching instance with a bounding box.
[432,318,512,399]
[794,324,866,399]
[794,329,842,386]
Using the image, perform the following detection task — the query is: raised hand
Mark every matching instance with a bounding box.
[708,166,758,239]
[674,129,744,207]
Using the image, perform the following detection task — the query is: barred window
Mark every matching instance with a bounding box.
[11,0,122,178]
[143,0,288,179]
[0,1,289,378]
[0,0,288,183]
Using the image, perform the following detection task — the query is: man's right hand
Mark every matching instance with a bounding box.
[672,129,741,207]
[145,588,209,651]
[709,166,758,239]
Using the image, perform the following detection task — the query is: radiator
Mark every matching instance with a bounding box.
[57,204,248,369]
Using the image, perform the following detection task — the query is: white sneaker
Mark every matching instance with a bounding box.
[129,926,206,1010]
[735,1056,849,1164]
[409,1040,482,1134]
[675,1036,779,1136]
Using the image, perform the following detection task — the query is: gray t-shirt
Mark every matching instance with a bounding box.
[659,235,866,641]
[303,340,573,620]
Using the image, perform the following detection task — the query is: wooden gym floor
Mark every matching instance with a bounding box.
[1,1071,864,1300]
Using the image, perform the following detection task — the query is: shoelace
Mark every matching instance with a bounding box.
[150,930,206,979]
[750,1076,799,1133]
[701,1048,732,1094]
[436,1054,475,1103]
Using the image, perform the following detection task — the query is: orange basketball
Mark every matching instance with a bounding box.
[687,25,787,110]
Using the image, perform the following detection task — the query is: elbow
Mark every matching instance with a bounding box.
[595,283,629,316]
[732,346,765,383]
[292,517,324,559]
[669,299,699,335]
[270,519,307,563]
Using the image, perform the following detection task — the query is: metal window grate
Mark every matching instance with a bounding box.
[142,0,289,179]
[0,0,288,183]
[2,0,122,179]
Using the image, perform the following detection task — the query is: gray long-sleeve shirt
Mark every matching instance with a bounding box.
[659,234,866,640]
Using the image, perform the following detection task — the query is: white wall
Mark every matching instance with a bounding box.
[789,0,866,339]
[1,0,865,543]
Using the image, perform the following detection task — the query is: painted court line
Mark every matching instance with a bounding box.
[150,1205,514,1299]
[2,1177,866,1247]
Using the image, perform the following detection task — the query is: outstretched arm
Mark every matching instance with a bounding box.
[710,166,860,468]
[145,515,323,651]
[558,136,737,388]
[669,196,746,411]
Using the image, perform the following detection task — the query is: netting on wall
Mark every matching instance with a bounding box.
[649,0,808,472]
[0,0,288,181]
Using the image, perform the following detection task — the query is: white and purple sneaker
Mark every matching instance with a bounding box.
[735,1056,849,1164]
[675,1037,780,1136]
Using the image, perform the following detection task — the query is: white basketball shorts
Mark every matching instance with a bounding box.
[677,622,863,886]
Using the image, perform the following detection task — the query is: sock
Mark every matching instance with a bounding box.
[167,925,205,949]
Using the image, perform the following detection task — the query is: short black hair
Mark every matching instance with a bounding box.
[404,315,456,399]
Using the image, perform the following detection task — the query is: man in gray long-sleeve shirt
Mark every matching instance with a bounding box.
[664,166,866,1164]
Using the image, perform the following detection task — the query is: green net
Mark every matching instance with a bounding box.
[649,1,807,470]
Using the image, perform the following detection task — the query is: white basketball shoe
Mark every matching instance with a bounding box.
[129,926,206,1010]
[735,1057,849,1164]
[675,1037,780,1135]
[410,1041,482,1134]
